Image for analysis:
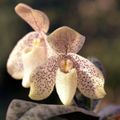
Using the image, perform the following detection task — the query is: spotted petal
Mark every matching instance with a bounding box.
[29,56,58,100]
[47,26,85,54]
[15,3,49,33]
[7,31,41,79]
[68,53,106,99]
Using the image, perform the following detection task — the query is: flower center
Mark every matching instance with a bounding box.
[32,38,41,47]
[59,59,73,73]
[23,39,42,54]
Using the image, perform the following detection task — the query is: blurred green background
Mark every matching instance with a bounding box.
[0,0,120,119]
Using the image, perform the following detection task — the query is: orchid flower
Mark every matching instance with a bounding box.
[29,26,106,105]
[7,3,55,88]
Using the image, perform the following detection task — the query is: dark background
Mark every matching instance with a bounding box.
[0,0,120,119]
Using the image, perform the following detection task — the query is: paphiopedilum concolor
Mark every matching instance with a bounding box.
[7,3,106,105]
[29,26,106,105]
[7,3,56,87]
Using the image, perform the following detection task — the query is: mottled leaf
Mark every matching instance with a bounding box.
[49,112,99,120]
[98,105,120,120]
[6,99,99,120]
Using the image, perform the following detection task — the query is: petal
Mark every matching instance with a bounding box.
[56,68,77,105]
[47,26,85,54]
[22,43,47,88]
[88,57,106,78]
[15,3,49,33]
[7,31,40,79]
[68,53,106,99]
[29,56,58,100]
